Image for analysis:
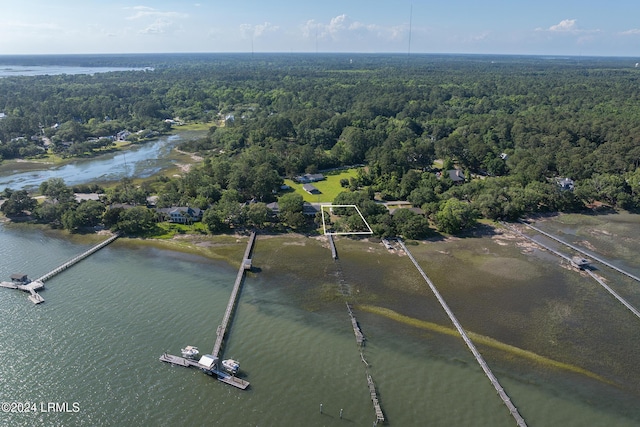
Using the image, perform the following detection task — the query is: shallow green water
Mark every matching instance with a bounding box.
[1,218,639,426]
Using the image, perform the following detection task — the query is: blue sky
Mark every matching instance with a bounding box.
[1,1,639,56]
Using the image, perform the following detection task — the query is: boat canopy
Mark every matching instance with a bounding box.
[198,354,217,369]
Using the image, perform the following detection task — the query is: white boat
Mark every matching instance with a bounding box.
[181,345,199,359]
[222,358,240,374]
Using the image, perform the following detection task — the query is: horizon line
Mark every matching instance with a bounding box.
[0,51,637,59]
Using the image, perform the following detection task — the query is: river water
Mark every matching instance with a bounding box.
[1,216,640,426]
[0,131,204,191]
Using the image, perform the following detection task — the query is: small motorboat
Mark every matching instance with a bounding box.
[222,358,240,374]
[181,345,199,359]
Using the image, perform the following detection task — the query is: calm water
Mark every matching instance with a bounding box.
[0,131,204,191]
[0,65,150,78]
[1,220,639,426]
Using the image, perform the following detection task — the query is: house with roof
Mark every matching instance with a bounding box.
[295,173,325,184]
[156,206,204,224]
[437,169,466,184]
[302,184,321,194]
[557,177,575,191]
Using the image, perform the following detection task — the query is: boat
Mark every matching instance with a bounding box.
[181,345,199,359]
[222,358,240,374]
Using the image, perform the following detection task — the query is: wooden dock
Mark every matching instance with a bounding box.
[346,302,365,345]
[367,373,385,423]
[518,220,640,283]
[398,239,528,427]
[1,232,120,304]
[502,222,640,321]
[212,231,256,359]
[159,232,256,390]
[35,232,120,283]
[159,353,250,390]
[328,234,338,259]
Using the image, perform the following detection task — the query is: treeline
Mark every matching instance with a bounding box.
[3,54,640,236]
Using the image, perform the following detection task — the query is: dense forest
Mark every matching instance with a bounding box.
[2,53,640,237]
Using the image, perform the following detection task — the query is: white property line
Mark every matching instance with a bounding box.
[320,204,374,236]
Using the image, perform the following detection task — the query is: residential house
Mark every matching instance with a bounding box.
[295,173,325,184]
[302,184,321,194]
[557,177,575,191]
[445,169,465,184]
[302,203,321,216]
[156,206,204,224]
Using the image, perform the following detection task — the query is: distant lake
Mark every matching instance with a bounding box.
[0,130,205,190]
[0,65,151,78]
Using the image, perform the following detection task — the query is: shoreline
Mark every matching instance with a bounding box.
[4,216,640,392]
[0,124,211,176]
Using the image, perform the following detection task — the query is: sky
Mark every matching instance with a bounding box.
[1,1,639,57]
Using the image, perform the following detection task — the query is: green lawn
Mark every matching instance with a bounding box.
[282,168,359,203]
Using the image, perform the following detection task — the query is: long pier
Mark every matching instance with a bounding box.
[397,239,528,427]
[0,232,119,304]
[502,222,640,321]
[519,220,640,284]
[212,231,256,359]
[159,232,256,390]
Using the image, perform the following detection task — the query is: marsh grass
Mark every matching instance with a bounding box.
[359,304,611,384]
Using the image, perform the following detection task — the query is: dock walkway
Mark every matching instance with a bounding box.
[519,220,640,284]
[398,239,528,427]
[346,302,365,345]
[502,222,640,321]
[328,234,338,259]
[212,231,256,359]
[1,232,119,304]
[160,232,256,390]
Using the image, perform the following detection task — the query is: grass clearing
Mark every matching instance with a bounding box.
[282,168,359,203]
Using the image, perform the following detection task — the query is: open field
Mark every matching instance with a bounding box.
[282,168,359,203]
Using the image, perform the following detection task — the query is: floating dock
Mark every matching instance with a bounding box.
[0,278,45,304]
[0,232,120,304]
[159,353,250,390]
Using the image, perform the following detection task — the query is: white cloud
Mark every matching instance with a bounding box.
[302,15,407,42]
[140,19,173,35]
[535,19,602,40]
[240,22,280,39]
[620,28,640,36]
[125,6,187,21]
[549,19,578,32]
[122,6,188,36]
